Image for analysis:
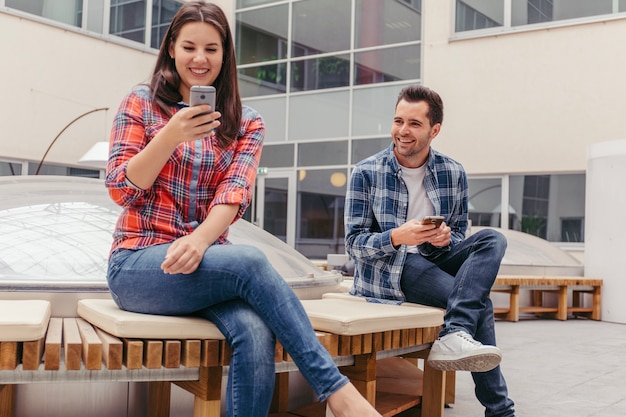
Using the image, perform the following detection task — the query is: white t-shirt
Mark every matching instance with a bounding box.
[400,164,434,253]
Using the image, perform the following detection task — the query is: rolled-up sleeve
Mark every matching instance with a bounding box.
[105,92,153,208]
[210,108,264,220]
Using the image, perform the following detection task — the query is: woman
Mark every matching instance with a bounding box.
[105,2,381,417]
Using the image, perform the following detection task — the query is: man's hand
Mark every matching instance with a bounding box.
[391,219,451,248]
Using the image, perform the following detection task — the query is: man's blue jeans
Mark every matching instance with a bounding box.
[400,228,516,417]
[107,243,348,417]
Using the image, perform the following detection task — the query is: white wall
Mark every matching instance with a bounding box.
[0,12,158,167]
[422,1,626,176]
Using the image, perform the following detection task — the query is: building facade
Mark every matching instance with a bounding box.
[2,0,626,259]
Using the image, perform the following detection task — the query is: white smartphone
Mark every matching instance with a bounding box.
[189,85,216,110]
[421,215,444,227]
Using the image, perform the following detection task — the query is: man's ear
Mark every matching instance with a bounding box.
[430,123,442,139]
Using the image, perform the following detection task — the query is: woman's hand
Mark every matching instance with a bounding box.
[125,106,221,190]
[161,233,210,275]
[165,105,221,146]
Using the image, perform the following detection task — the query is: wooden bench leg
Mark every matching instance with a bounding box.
[270,373,290,413]
[148,381,171,417]
[421,355,446,417]
[175,366,223,417]
[445,371,456,405]
[507,285,520,322]
[591,286,602,320]
[341,353,377,406]
[0,385,15,417]
[556,286,568,321]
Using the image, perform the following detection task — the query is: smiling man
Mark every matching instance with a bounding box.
[344,85,516,417]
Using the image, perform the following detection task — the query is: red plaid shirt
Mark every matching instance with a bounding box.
[105,85,264,253]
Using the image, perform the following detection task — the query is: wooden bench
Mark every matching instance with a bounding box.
[1,298,447,417]
[491,276,603,322]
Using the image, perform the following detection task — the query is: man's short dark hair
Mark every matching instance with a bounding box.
[396,85,444,127]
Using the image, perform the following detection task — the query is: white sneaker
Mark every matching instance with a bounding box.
[427,331,502,372]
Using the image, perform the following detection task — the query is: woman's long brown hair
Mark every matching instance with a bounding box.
[150,1,241,148]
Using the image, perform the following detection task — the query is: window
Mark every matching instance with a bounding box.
[456,0,503,32]
[7,0,83,27]
[296,169,347,258]
[351,138,390,164]
[151,0,182,49]
[260,144,295,168]
[457,0,625,34]
[236,0,423,97]
[468,174,585,242]
[0,161,22,176]
[298,141,348,167]
[110,0,146,44]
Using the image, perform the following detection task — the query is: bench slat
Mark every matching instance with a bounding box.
[181,340,201,368]
[95,327,123,370]
[22,337,45,371]
[44,318,62,370]
[124,338,144,369]
[77,318,103,370]
[63,318,83,370]
[0,342,19,370]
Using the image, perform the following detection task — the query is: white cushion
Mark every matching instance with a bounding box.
[323,291,444,311]
[300,298,443,335]
[77,299,224,340]
[0,300,51,341]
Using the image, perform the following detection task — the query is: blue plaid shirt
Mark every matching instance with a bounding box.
[345,144,469,303]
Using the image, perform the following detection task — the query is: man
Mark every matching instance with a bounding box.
[345,85,516,417]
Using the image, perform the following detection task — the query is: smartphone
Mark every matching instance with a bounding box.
[421,215,444,227]
[189,85,216,110]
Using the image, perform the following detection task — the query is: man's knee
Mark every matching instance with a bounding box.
[474,228,507,257]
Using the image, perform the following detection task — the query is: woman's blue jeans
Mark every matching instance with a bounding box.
[107,243,348,417]
[400,229,516,417]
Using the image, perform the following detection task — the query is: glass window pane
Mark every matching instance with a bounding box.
[621,0,626,12]
[355,44,420,86]
[296,168,347,258]
[239,63,287,96]
[509,174,585,242]
[355,0,421,48]
[151,0,182,49]
[291,55,350,92]
[298,141,348,167]
[512,0,613,26]
[0,161,22,176]
[292,0,351,57]
[351,138,390,164]
[236,5,288,64]
[289,91,349,141]
[468,178,505,227]
[7,0,83,27]
[455,0,503,32]
[237,0,278,7]
[86,0,105,33]
[110,0,146,44]
[352,84,410,137]
[243,96,287,143]
[259,144,294,168]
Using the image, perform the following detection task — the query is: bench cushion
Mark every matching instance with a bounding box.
[322,291,443,311]
[77,299,225,340]
[0,300,51,341]
[301,298,443,335]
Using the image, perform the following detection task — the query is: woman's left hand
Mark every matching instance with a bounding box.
[161,234,210,274]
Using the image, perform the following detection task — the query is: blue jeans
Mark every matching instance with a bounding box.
[400,229,515,417]
[107,243,348,417]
